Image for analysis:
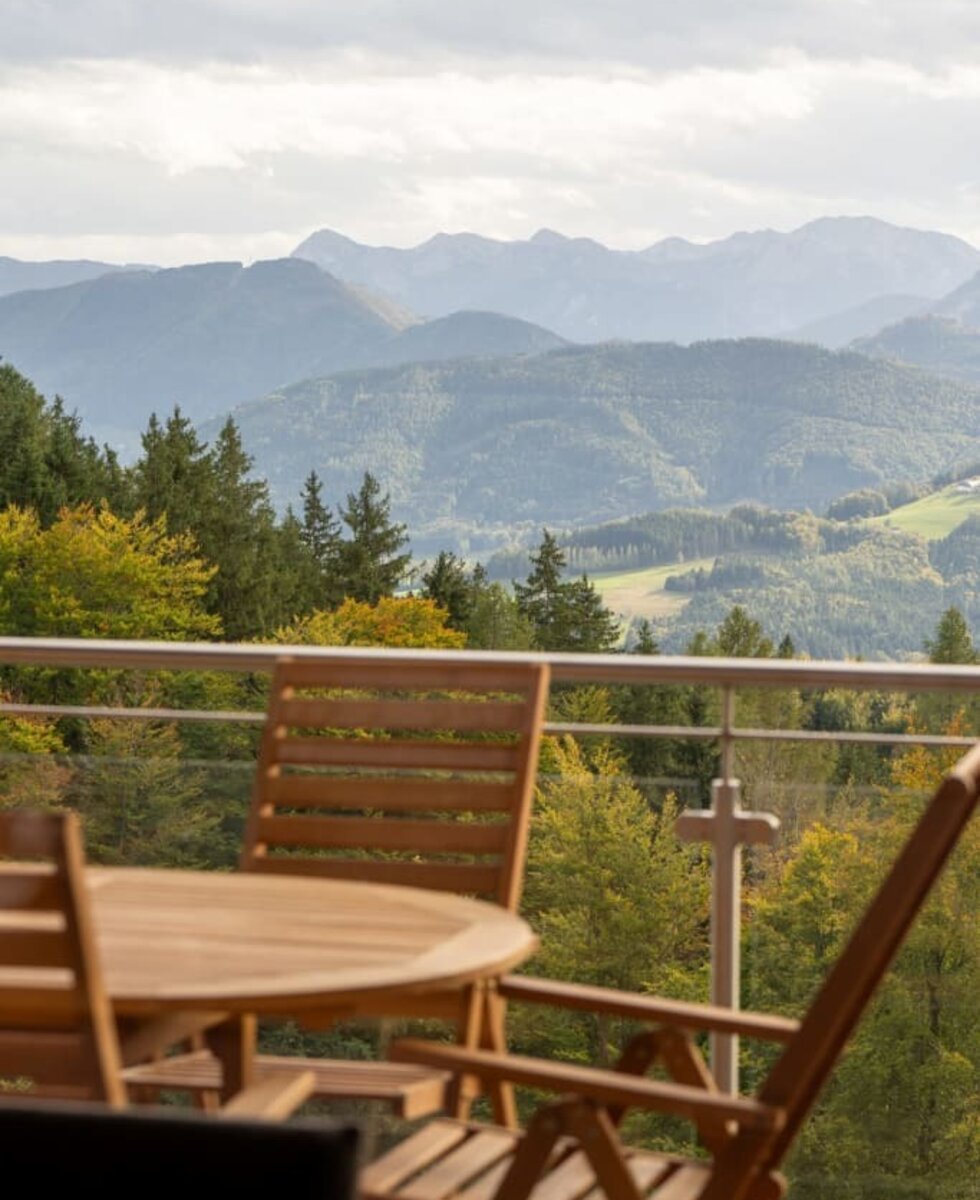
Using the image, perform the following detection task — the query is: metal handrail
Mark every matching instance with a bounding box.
[1,636,976,748]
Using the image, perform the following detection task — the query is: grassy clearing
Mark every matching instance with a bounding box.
[869,485,980,540]
[590,557,716,623]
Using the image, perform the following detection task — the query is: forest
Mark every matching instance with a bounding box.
[0,362,976,1198]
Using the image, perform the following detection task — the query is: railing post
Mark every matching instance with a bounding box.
[675,684,780,1093]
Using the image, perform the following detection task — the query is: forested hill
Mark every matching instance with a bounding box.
[216,338,980,552]
[0,258,563,447]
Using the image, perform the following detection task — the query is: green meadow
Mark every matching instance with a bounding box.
[590,557,717,623]
[870,483,980,539]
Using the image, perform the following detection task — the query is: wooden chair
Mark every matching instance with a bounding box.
[137,655,550,1120]
[0,808,314,1118]
[360,741,980,1200]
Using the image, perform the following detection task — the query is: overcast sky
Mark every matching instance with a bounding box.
[3,1,980,265]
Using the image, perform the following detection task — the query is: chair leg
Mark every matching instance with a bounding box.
[445,985,484,1120]
[482,986,518,1128]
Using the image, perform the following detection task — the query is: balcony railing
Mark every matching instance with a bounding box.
[0,636,976,1197]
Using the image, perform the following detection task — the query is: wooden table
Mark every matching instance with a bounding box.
[90,867,537,1015]
[89,867,537,1097]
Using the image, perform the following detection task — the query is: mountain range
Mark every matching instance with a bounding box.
[292,217,980,344]
[0,258,562,446]
[206,339,980,553]
[853,272,980,384]
[0,256,149,298]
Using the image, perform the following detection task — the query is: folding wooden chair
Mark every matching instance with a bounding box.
[0,809,314,1118]
[361,741,980,1200]
[137,655,550,1121]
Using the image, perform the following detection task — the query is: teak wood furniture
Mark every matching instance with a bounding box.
[75,865,537,1108]
[141,655,549,1117]
[0,809,315,1118]
[360,742,980,1200]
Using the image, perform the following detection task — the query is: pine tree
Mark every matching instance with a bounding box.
[0,364,121,523]
[421,551,474,630]
[300,472,342,573]
[337,473,412,603]
[202,419,286,639]
[515,530,619,652]
[514,529,567,649]
[925,607,976,664]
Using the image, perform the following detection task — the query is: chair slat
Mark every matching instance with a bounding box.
[256,815,508,856]
[399,1129,518,1200]
[266,775,517,813]
[0,1029,96,1085]
[0,814,65,859]
[278,698,528,734]
[528,1151,596,1200]
[0,928,73,968]
[0,869,65,912]
[454,1156,513,1200]
[272,737,519,773]
[0,986,87,1026]
[628,1153,674,1194]
[651,1164,712,1199]
[250,855,502,896]
[362,1121,473,1196]
[275,660,542,693]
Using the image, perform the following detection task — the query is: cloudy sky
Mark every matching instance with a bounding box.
[3,1,980,264]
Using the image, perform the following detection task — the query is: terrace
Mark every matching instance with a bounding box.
[0,635,977,1198]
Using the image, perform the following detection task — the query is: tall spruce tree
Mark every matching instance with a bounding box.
[337,472,411,603]
[298,471,344,610]
[515,529,619,652]
[0,364,122,523]
[421,551,474,630]
[925,606,976,664]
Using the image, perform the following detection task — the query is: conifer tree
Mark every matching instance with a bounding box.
[337,472,411,603]
[298,471,344,609]
[421,551,474,630]
[0,364,121,523]
[925,606,976,664]
[515,529,619,652]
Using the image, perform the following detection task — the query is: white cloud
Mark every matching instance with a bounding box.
[0,39,979,262]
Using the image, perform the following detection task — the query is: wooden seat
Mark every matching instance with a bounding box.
[122,1050,450,1120]
[0,809,315,1119]
[363,742,980,1200]
[157,655,550,1120]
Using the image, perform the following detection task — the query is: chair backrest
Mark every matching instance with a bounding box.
[242,656,550,910]
[751,741,980,1173]
[0,1100,359,1198]
[0,809,125,1106]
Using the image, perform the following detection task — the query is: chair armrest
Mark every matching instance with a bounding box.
[498,976,799,1043]
[390,1040,784,1132]
[218,1070,316,1121]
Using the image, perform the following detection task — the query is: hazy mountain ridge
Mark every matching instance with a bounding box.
[0,256,151,298]
[850,271,980,384]
[212,339,980,553]
[0,258,563,445]
[292,216,980,344]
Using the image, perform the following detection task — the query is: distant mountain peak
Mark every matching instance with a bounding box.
[529,228,568,245]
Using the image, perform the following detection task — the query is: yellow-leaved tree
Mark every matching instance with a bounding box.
[272,596,465,649]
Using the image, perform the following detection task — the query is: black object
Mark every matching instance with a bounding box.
[0,1100,359,1198]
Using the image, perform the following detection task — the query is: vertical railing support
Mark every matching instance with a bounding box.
[675,684,780,1093]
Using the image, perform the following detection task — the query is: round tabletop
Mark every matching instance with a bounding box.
[87,867,537,1015]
